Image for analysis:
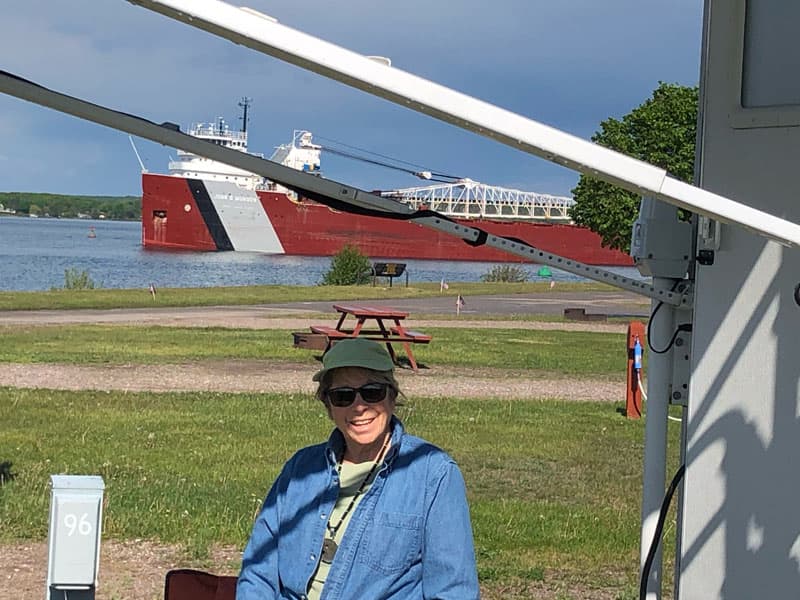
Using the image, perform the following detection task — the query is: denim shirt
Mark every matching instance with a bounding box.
[237,417,480,599]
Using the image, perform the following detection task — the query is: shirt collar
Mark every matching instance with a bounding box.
[325,416,404,467]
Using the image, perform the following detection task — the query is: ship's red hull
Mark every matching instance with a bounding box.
[141,173,632,266]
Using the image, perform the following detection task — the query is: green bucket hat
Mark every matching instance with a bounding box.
[312,338,395,382]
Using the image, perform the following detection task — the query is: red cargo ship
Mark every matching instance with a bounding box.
[141,115,631,266]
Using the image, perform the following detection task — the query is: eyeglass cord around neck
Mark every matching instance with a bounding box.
[321,433,391,564]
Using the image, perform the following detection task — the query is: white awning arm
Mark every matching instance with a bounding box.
[126,0,800,248]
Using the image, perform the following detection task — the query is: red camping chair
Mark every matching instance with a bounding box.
[164,569,238,600]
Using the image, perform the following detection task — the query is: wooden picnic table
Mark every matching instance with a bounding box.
[309,303,431,372]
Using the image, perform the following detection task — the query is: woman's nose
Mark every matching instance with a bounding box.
[350,393,369,408]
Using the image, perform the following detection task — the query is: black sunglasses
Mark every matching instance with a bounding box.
[326,383,390,407]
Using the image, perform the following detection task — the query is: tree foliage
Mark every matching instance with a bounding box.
[569,82,699,252]
[321,245,372,286]
[0,192,141,221]
[480,264,528,283]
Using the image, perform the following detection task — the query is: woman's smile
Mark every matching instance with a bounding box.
[328,367,394,463]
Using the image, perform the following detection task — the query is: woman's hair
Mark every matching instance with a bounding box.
[315,367,401,406]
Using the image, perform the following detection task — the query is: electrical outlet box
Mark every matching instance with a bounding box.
[46,475,105,590]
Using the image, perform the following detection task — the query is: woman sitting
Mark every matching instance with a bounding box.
[237,338,479,599]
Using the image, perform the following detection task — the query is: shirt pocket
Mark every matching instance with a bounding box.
[360,511,423,574]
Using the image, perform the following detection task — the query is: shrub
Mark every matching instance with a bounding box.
[480,264,529,283]
[63,268,97,290]
[321,245,372,285]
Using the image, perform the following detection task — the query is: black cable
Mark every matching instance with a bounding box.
[320,146,459,183]
[647,301,670,353]
[649,323,692,355]
[315,136,462,181]
[647,281,691,354]
[320,146,422,174]
[316,134,459,175]
[639,463,686,600]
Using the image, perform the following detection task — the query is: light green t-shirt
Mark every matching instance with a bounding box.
[307,461,378,599]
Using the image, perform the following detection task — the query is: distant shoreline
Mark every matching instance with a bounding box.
[0,213,137,222]
[0,191,140,221]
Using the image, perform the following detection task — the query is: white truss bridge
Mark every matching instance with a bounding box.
[380,179,574,221]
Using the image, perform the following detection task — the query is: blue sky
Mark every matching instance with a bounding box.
[0,0,703,198]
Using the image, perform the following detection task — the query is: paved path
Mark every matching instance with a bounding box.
[0,361,626,401]
[0,290,649,328]
[263,290,650,317]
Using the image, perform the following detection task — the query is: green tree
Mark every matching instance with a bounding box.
[480,264,528,283]
[321,245,372,285]
[570,82,699,252]
[0,193,141,220]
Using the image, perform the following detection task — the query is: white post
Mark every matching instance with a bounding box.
[46,475,105,600]
[639,277,676,599]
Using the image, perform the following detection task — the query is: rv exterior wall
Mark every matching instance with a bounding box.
[678,0,800,598]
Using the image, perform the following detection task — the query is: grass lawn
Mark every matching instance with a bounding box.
[0,281,624,311]
[0,289,666,598]
[0,388,681,598]
[0,324,631,375]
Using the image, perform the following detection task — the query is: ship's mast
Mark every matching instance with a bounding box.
[238,96,251,133]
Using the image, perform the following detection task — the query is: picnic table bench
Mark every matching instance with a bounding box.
[294,303,431,372]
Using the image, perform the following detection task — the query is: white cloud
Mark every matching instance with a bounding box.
[1,0,704,196]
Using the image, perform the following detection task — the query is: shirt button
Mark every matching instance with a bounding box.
[310,554,316,561]
[320,513,327,520]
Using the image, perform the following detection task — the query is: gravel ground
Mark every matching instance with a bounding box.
[0,539,622,600]
[0,312,632,333]
[0,361,624,401]
[0,310,632,599]
[0,540,242,600]
[0,315,628,400]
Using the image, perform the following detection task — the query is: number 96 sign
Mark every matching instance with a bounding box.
[47,475,104,587]
[50,499,102,584]
[63,512,93,536]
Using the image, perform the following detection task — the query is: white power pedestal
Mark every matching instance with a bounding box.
[45,475,105,600]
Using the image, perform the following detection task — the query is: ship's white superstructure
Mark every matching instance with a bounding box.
[166,100,571,222]
[168,118,264,189]
[265,130,322,193]
[168,121,322,193]
[167,115,570,223]
[269,130,321,173]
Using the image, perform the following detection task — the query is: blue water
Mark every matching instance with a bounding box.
[0,216,643,291]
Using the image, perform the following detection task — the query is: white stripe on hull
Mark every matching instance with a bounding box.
[204,180,285,253]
